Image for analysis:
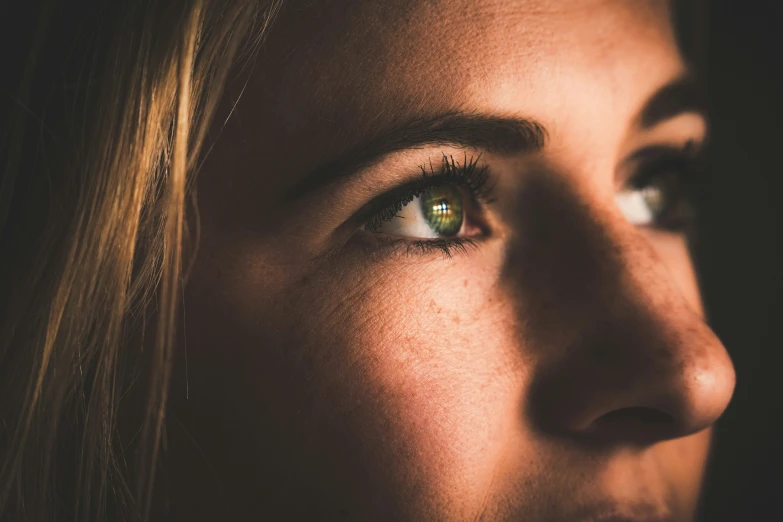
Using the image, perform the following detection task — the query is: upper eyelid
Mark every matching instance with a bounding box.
[288,144,496,212]
[628,140,705,162]
[615,141,705,190]
[620,112,708,170]
[352,175,436,232]
[366,152,487,197]
[283,113,547,203]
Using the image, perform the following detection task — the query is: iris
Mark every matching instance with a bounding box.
[420,186,464,236]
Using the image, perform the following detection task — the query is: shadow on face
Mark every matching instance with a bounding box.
[165,1,736,520]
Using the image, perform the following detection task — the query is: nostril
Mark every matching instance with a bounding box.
[589,407,678,443]
[599,407,673,424]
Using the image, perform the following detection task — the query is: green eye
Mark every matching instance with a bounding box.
[420,186,464,236]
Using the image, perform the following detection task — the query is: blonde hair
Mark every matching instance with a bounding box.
[0,1,282,519]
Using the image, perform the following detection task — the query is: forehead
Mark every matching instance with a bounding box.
[236,0,683,177]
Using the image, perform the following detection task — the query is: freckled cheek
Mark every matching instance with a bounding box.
[316,264,521,509]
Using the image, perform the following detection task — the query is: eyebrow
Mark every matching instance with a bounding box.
[285,75,706,201]
[637,73,706,129]
[284,111,547,200]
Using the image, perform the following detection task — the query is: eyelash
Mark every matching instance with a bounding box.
[361,153,494,257]
[359,146,702,258]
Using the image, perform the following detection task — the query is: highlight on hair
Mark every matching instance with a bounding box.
[0,1,282,519]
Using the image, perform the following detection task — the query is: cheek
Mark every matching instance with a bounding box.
[295,258,523,515]
[182,236,524,515]
[655,430,712,516]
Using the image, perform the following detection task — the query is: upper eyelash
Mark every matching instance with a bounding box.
[630,140,707,185]
[363,152,494,232]
[629,143,702,188]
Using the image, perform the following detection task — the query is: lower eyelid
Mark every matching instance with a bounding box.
[350,229,483,260]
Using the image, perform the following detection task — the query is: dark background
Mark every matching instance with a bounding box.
[678,1,783,521]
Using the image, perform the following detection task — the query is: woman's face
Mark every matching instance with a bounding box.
[174,0,736,520]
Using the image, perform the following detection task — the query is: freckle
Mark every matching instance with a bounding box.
[463,279,468,287]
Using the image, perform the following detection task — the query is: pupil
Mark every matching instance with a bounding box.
[420,187,464,236]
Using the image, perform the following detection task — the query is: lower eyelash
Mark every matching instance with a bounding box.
[367,234,480,259]
[408,237,480,258]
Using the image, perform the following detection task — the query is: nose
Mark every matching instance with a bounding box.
[511,178,736,443]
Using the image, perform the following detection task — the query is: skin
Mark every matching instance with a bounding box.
[161,1,736,520]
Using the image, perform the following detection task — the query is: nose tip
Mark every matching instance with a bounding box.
[529,309,737,444]
[665,344,736,435]
[591,342,736,442]
[508,176,737,446]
